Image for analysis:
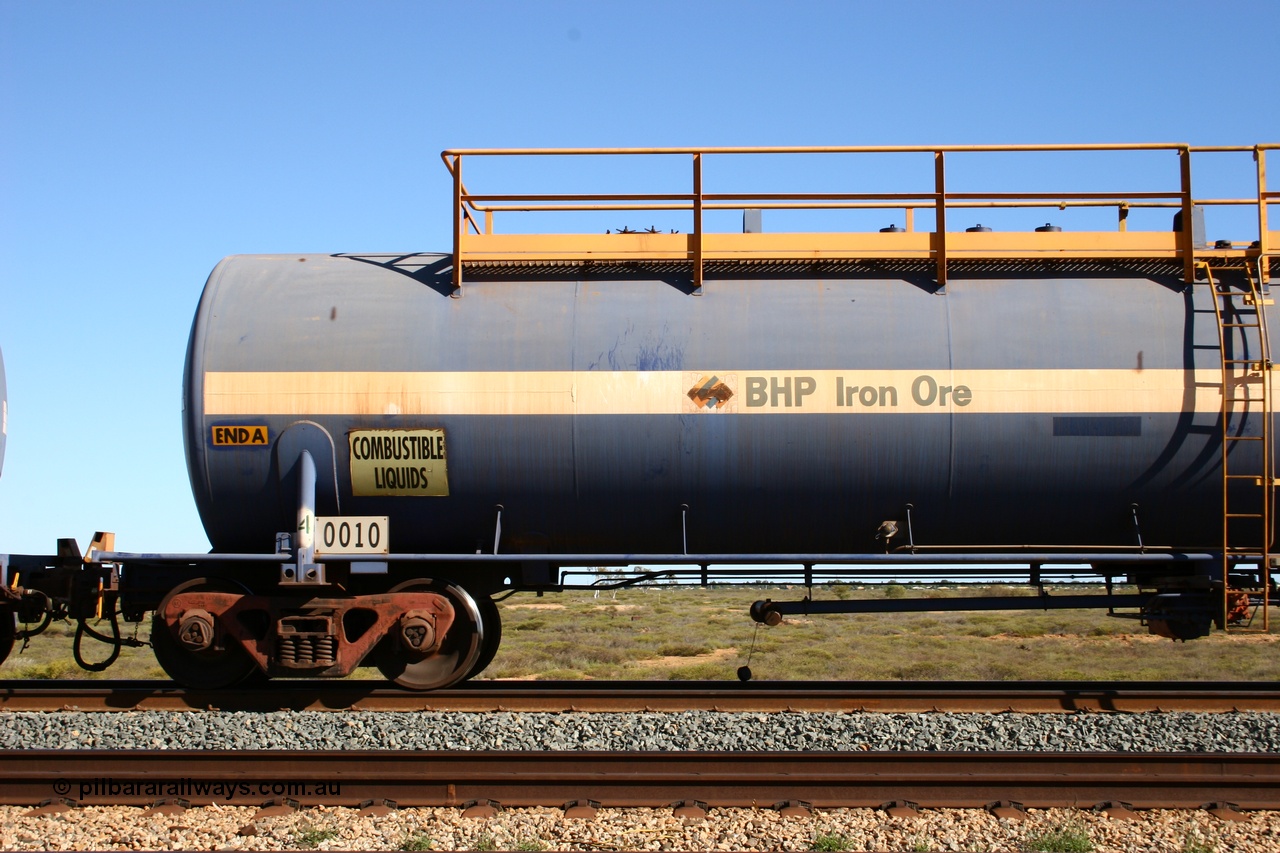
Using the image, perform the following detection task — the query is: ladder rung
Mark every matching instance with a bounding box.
[1222,323,1262,328]
[1224,435,1264,441]
[1224,473,1265,479]
[1226,512,1265,518]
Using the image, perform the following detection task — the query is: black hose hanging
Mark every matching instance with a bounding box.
[74,614,123,672]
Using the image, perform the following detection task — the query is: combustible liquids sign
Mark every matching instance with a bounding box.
[349,428,449,497]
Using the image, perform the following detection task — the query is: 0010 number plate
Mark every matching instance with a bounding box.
[315,516,389,555]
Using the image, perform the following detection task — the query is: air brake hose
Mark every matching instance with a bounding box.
[73,608,145,672]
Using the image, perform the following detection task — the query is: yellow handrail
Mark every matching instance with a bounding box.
[440,144,1279,291]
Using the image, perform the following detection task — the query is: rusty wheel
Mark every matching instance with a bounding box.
[469,594,502,679]
[377,579,484,691]
[151,577,261,689]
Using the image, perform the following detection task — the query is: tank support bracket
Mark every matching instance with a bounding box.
[283,450,326,585]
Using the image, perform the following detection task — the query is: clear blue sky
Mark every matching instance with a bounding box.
[1,0,1276,555]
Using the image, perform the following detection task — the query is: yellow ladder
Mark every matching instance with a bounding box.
[1198,258,1274,631]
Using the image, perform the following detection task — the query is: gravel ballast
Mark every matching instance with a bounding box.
[2,710,1279,849]
[0,709,1278,752]
[1,804,1278,852]
[5,706,1274,845]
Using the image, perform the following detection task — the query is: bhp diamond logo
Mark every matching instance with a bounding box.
[685,373,736,413]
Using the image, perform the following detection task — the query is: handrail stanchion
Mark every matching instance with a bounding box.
[934,151,947,287]
[1258,147,1269,283]
[692,153,704,295]
[451,153,464,292]
[1180,148,1196,284]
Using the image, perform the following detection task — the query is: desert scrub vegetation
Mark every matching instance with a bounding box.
[1023,818,1094,852]
[398,831,433,851]
[483,584,1280,682]
[293,825,340,849]
[810,829,856,851]
[2,583,1278,682]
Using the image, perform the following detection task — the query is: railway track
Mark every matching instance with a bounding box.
[1,750,1277,812]
[2,679,1279,713]
[2,681,1276,820]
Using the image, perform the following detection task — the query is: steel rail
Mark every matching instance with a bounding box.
[3,680,1280,713]
[1,750,1276,810]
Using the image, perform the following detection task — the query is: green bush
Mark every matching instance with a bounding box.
[399,833,433,851]
[11,660,83,679]
[658,642,710,657]
[811,831,855,851]
[1024,820,1093,852]
[294,826,339,848]
[1181,829,1217,853]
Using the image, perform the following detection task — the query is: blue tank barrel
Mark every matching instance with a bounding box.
[182,252,1274,559]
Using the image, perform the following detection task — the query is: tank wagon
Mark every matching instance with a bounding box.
[3,144,1279,689]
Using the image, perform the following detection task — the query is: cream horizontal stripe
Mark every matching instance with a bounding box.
[203,369,1237,417]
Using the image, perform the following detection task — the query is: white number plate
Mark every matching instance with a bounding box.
[315,516,389,555]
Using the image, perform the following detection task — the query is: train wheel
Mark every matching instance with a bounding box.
[0,609,14,667]
[377,579,484,690]
[151,578,260,689]
[469,595,502,679]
